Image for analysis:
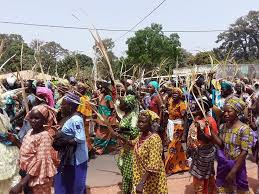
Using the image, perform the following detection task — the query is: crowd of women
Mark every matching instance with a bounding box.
[0,73,258,194]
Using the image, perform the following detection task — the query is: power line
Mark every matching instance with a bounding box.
[116,0,167,41]
[0,20,225,33]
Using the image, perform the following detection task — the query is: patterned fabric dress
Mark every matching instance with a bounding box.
[216,124,254,194]
[94,94,116,154]
[19,129,59,193]
[188,117,218,194]
[132,134,168,194]
[165,98,189,175]
[117,112,139,194]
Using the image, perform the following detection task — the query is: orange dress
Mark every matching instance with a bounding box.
[164,98,189,175]
[19,129,59,194]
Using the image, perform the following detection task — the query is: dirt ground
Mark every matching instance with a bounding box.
[89,162,259,194]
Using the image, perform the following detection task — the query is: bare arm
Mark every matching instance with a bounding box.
[136,172,150,193]
[9,174,32,194]
[211,129,224,148]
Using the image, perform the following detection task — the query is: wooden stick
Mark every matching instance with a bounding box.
[20,43,24,71]
[16,67,29,113]
[75,56,79,79]
[90,29,115,83]
[0,39,5,59]
[0,54,16,71]
[55,63,59,78]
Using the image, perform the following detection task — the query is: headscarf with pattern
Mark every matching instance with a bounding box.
[63,92,81,110]
[26,104,58,136]
[172,87,183,95]
[225,97,246,116]
[29,104,57,126]
[139,110,159,122]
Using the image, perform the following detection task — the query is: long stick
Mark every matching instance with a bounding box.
[16,67,29,113]
[75,56,79,79]
[20,43,24,71]
[90,30,115,83]
[0,39,5,59]
[0,54,16,71]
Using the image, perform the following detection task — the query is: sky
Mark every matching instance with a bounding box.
[0,0,259,57]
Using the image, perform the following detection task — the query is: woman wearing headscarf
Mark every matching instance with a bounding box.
[94,83,116,155]
[210,98,255,193]
[76,83,93,155]
[220,81,234,109]
[131,110,167,194]
[144,81,162,115]
[54,92,88,194]
[115,95,139,194]
[9,104,59,194]
[187,97,218,194]
[164,87,189,175]
[36,86,55,108]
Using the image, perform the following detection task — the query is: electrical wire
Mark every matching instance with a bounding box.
[115,0,167,41]
[0,20,225,33]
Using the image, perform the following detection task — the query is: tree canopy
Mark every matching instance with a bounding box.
[126,23,183,70]
[215,10,259,63]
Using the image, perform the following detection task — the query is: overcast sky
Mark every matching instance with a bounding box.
[1,0,259,57]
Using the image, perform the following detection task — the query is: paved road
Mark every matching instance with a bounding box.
[88,154,259,194]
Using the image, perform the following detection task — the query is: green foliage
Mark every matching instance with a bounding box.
[0,34,94,79]
[58,53,93,78]
[215,10,259,63]
[126,23,182,71]
[0,34,34,72]
[187,51,212,66]
[30,40,69,74]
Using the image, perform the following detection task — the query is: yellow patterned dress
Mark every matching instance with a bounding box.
[132,134,168,194]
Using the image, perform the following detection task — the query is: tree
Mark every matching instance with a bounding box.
[125,23,183,72]
[58,53,93,79]
[215,10,259,62]
[0,34,34,72]
[187,51,212,66]
[30,40,69,74]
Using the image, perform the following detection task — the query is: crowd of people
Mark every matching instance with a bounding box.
[0,72,258,194]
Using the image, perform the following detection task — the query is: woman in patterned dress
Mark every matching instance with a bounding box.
[117,95,139,194]
[211,98,255,194]
[9,104,59,194]
[187,98,218,194]
[132,110,167,194]
[94,84,116,154]
[164,87,189,175]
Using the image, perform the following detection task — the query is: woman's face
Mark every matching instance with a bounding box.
[147,84,155,94]
[60,99,72,117]
[29,110,46,132]
[221,88,232,98]
[172,91,180,101]
[223,106,238,123]
[190,102,202,117]
[137,115,150,133]
[235,83,243,94]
